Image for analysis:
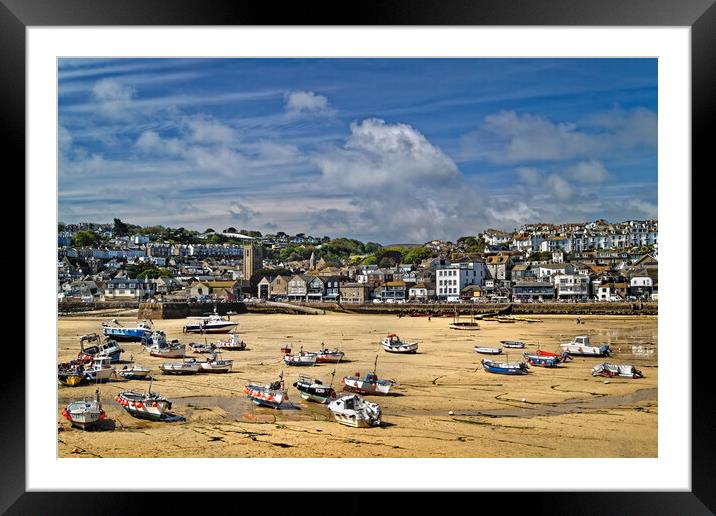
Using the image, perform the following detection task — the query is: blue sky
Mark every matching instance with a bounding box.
[58,58,657,244]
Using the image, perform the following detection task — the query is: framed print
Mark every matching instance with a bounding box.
[5,0,713,513]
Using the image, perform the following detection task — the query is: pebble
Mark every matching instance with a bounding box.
[604,381,610,384]
[71,447,80,454]
[448,411,454,415]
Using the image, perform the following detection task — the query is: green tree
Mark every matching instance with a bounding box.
[73,230,101,247]
[113,218,130,236]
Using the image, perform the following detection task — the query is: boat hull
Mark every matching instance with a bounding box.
[481,359,529,375]
[342,377,392,395]
[293,380,336,403]
[183,324,238,334]
[199,361,233,373]
[102,328,150,342]
[115,393,172,420]
[449,323,480,330]
[382,343,418,353]
[331,413,379,428]
[243,384,288,409]
[560,344,610,356]
[474,347,502,355]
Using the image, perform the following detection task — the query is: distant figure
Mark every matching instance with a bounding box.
[428,316,432,322]
[576,318,581,324]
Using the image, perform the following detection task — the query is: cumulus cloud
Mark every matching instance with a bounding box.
[182,115,237,145]
[229,201,259,223]
[91,78,136,119]
[284,90,332,115]
[460,108,657,164]
[516,167,542,185]
[569,160,610,183]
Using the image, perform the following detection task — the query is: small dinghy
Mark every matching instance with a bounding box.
[328,394,382,428]
[481,358,529,375]
[343,356,394,395]
[188,342,216,354]
[115,381,173,421]
[474,346,502,355]
[199,352,233,373]
[591,363,644,379]
[214,333,247,351]
[500,340,526,349]
[293,373,337,403]
[381,333,418,353]
[283,348,318,366]
[523,352,561,367]
[61,389,106,430]
[160,358,201,375]
[243,373,289,409]
[78,333,124,363]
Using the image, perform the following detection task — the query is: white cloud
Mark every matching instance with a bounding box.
[516,167,542,185]
[91,78,136,119]
[546,174,574,201]
[284,90,332,115]
[570,160,610,183]
[183,115,237,145]
[229,202,259,224]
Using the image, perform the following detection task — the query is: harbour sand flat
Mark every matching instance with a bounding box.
[57,312,657,458]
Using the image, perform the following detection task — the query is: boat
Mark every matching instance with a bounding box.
[342,356,394,395]
[283,348,318,366]
[199,352,233,373]
[560,335,610,356]
[328,394,382,428]
[474,346,502,355]
[591,363,644,379]
[536,349,573,362]
[280,343,293,354]
[381,333,418,353]
[160,358,201,375]
[102,319,154,342]
[523,352,561,367]
[243,373,289,409]
[449,309,481,330]
[77,333,124,363]
[500,340,525,349]
[117,362,151,380]
[188,341,216,353]
[58,360,87,386]
[481,358,529,375]
[496,316,517,324]
[143,331,186,358]
[115,381,173,420]
[313,345,345,363]
[214,333,247,351]
[61,389,106,430]
[183,308,238,334]
[293,373,337,403]
[81,356,115,383]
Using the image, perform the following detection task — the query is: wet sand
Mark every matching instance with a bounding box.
[57,312,657,458]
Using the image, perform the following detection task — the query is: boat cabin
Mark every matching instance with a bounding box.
[573,335,591,345]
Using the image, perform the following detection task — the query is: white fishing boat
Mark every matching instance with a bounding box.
[500,340,526,349]
[342,356,394,395]
[214,333,247,351]
[199,352,233,373]
[328,394,382,428]
[381,333,418,353]
[160,358,201,375]
[243,373,289,409]
[560,335,610,356]
[314,345,345,363]
[115,381,173,420]
[61,389,107,430]
[592,363,644,378]
[474,346,502,355]
[82,356,115,383]
[77,333,124,363]
[143,331,186,358]
[183,308,238,334]
[283,348,318,366]
[188,342,215,354]
[102,319,154,342]
[117,362,151,380]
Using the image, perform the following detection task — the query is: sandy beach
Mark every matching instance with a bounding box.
[57,312,657,458]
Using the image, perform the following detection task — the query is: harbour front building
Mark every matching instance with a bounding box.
[436,261,485,301]
[512,281,555,302]
[339,283,372,304]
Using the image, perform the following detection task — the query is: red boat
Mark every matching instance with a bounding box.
[537,349,573,362]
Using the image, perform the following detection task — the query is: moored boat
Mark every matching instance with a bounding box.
[77,333,124,363]
[61,389,106,430]
[81,356,115,383]
[523,352,561,367]
[243,373,289,408]
[536,349,573,362]
[342,356,394,395]
[328,394,382,428]
[143,331,186,358]
[102,319,153,342]
[115,382,173,420]
[481,358,529,375]
[500,340,526,349]
[560,335,610,356]
[474,346,502,355]
[591,363,644,378]
[58,360,86,386]
[293,374,337,403]
[183,308,238,334]
[214,333,247,351]
[283,349,317,366]
[117,362,151,380]
[313,346,345,363]
[160,358,201,375]
[199,352,233,373]
[188,342,215,354]
[381,333,418,353]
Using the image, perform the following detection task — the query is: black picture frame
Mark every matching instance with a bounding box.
[5,0,712,513]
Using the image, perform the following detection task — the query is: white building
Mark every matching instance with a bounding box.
[553,273,590,300]
[436,261,485,300]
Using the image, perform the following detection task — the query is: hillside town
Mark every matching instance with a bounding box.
[58,218,658,305]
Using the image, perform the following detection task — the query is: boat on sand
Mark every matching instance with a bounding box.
[328,394,382,428]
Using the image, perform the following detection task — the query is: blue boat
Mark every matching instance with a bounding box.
[523,352,561,368]
[481,358,529,375]
[102,319,154,342]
